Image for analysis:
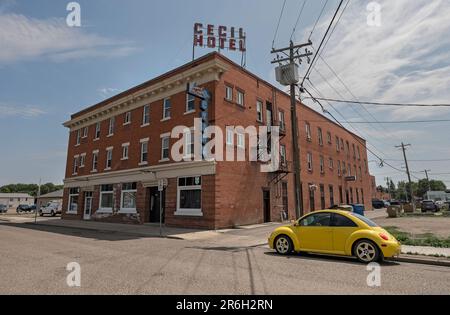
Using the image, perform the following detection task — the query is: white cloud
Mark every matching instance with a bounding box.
[0,103,45,118]
[0,13,136,65]
[98,87,122,98]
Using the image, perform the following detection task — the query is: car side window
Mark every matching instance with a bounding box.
[331,214,358,227]
[300,213,331,227]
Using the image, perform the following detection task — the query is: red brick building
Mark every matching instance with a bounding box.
[62,52,374,229]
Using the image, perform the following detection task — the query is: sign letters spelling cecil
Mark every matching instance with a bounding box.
[194,23,246,52]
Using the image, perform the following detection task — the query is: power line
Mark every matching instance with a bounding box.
[301,0,345,86]
[310,97,450,107]
[308,0,330,40]
[291,0,308,41]
[298,119,450,124]
[272,0,287,49]
[385,159,450,162]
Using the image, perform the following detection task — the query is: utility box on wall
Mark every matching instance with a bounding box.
[275,63,299,86]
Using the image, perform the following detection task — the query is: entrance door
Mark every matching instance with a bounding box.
[84,192,93,220]
[149,187,165,223]
[263,190,271,223]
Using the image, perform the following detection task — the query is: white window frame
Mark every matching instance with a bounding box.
[160,134,170,161]
[236,90,245,106]
[79,153,86,168]
[75,129,81,146]
[318,128,323,146]
[279,111,286,131]
[336,136,340,152]
[320,156,325,174]
[184,130,195,158]
[139,139,149,165]
[124,111,131,125]
[119,183,137,214]
[237,132,245,149]
[226,128,234,146]
[162,98,171,120]
[337,160,341,176]
[73,155,79,175]
[186,92,196,114]
[175,176,203,217]
[82,127,88,138]
[142,105,150,126]
[256,101,263,122]
[280,145,287,165]
[329,157,334,170]
[94,122,101,140]
[121,143,129,160]
[108,117,115,136]
[225,85,233,101]
[67,188,79,214]
[99,185,114,213]
[306,123,312,141]
[307,153,313,171]
[92,150,99,172]
[105,147,113,170]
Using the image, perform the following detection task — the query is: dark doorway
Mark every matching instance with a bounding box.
[149,187,165,223]
[346,190,350,204]
[282,182,288,219]
[263,190,271,223]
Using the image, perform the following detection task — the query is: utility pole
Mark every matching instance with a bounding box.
[271,40,313,219]
[424,169,432,198]
[396,143,414,206]
[385,177,391,199]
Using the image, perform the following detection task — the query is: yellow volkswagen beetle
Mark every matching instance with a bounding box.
[268,210,401,263]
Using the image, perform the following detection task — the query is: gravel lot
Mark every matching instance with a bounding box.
[374,216,450,238]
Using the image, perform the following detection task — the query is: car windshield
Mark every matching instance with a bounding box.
[349,213,378,227]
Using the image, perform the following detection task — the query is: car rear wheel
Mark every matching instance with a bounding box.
[354,240,380,263]
[274,235,293,255]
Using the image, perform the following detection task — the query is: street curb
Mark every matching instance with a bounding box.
[391,255,450,267]
[23,221,185,240]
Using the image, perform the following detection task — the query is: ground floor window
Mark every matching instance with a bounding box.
[99,184,114,213]
[67,188,79,214]
[120,182,137,213]
[176,176,202,216]
[309,183,315,212]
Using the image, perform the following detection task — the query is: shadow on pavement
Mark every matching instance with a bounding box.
[263,251,401,267]
[0,221,179,242]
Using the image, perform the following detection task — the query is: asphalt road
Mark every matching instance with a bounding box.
[0,222,449,295]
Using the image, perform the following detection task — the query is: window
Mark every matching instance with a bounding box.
[329,157,334,169]
[339,186,343,205]
[80,154,86,168]
[225,85,233,101]
[350,213,378,227]
[305,123,312,141]
[356,188,360,204]
[280,145,287,165]
[361,189,365,204]
[161,136,170,160]
[185,131,194,157]
[140,140,148,164]
[67,188,79,214]
[340,139,344,151]
[237,90,245,106]
[95,122,101,139]
[176,176,202,216]
[226,128,234,146]
[279,111,286,131]
[352,144,356,159]
[300,212,331,227]
[256,101,263,122]
[120,182,137,213]
[266,105,273,127]
[327,132,332,144]
[237,132,245,148]
[73,156,79,174]
[309,184,315,212]
[364,159,368,173]
[336,136,340,152]
[124,111,131,125]
[186,93,196,113]
[337,160,341,176]
[359,166,362,182]
[320,156,324,174]
[342,162,346,175]
[357,146,361,160]
[307,152,313,171]
[320,184,325,209]
[122,143,129,160]
[106,148,113,169]
[92,151,98,172]
[331,214,357,227]
[108,117,115,136]
[76,130,81,145]
[143,105,150,125]
[318,128,323,146]
[99,184,114,213]
[346,141,350,158]
[82,127,88,138]
[163,98,171,119]
[329,186,335,207]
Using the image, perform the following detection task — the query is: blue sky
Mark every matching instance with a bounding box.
[0,0,449,188]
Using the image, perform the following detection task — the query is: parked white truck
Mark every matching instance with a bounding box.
[39,201,62,217]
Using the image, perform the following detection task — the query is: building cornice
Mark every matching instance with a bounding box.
[63,59,228,130]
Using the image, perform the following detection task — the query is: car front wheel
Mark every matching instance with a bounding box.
[274,235,293,255]
[354,240,380,263]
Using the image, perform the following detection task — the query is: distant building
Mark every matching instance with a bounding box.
[0,193,34,209]
[36,189,64,209]
[370,176,392,201]
[424,191,450,201]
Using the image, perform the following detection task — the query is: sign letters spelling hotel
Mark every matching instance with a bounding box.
[193,23,246,52]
